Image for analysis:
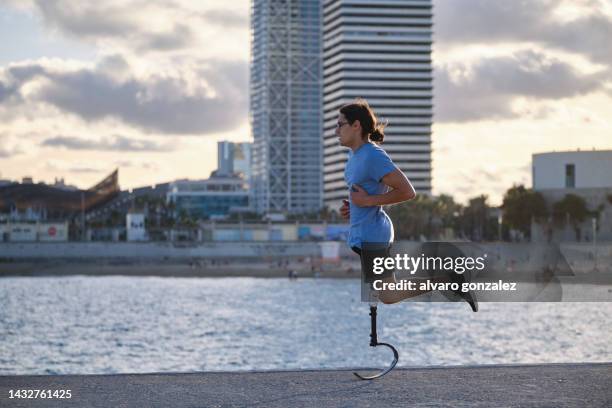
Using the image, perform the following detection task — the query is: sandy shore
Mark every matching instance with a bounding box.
[0,260,362,279]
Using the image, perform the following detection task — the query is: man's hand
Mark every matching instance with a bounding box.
[350,184,371,207]
[340,199,350,220]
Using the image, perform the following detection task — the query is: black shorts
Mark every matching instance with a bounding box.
[352,244,395,283]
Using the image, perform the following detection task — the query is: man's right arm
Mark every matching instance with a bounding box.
[339,199,350,220]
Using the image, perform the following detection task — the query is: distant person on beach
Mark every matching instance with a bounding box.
[336,99,477,311]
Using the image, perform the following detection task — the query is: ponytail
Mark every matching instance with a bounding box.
[369,124,386,144]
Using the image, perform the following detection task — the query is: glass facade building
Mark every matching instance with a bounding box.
[216,141,252,182]
[167,177,249,220]
[322,0,433,210]
[250,0,323,214]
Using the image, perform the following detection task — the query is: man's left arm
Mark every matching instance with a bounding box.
[350,169,416,207]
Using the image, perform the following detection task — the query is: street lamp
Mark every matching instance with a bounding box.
[497,211,503,242]
[592,217,598,272]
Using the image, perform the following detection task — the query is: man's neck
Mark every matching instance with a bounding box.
[350,138,367,153]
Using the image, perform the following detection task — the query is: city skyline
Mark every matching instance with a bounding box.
[1,0,611,205]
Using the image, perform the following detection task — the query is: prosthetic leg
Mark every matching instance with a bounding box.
[353,243,399,380]
[353,303,399,380]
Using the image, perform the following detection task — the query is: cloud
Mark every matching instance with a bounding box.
[44,159,107,174]
[435,51,609,123]
[0,79,20,104]
[478,169,499,182]
[41,135,171,152]
[452,171,511,203]
[0,133,23,157]
[25,0,195,52]
[13,1,249,55]
[0,82,11,102]
[0,148,13,158]
[135,24,194,52]
[33,0,136,37]
[2,55,248,135]
[114,159,159,170]
[201,9,249,28]
[67,166,104,173]
[436,0,612,64]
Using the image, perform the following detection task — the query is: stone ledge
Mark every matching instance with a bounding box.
[1,363,611,407]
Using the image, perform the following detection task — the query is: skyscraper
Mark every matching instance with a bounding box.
[250,0,323,214]
[322,0,433,210]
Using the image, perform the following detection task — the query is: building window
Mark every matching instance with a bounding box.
[565,164,575,188]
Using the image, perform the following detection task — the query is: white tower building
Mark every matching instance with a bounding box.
[322,0,433,209]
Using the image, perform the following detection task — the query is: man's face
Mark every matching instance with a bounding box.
[336,113,360,147]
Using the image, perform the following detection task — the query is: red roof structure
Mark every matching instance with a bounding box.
[0,169,120,219]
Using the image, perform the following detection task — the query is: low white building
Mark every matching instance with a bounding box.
[38,222,69,241]
[531,150,612,242]
[0,222,68,242]
[533,150,612,190]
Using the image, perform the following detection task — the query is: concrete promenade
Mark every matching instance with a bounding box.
[1,363,610,407]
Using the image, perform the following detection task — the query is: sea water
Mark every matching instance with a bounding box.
[1,276,611,375]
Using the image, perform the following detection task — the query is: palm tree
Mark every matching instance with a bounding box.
[502,185,548,239]
[552,194,589,241]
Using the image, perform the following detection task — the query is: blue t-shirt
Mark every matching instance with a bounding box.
[344,142,397,249]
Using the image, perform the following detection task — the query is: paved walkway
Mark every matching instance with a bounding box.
[1,363,611,407]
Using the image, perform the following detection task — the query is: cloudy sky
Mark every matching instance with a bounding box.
[1,0,611,205]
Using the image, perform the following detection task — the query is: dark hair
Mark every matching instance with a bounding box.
[339,98,386,144]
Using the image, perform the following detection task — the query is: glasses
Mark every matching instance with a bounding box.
[336,121,349,129]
